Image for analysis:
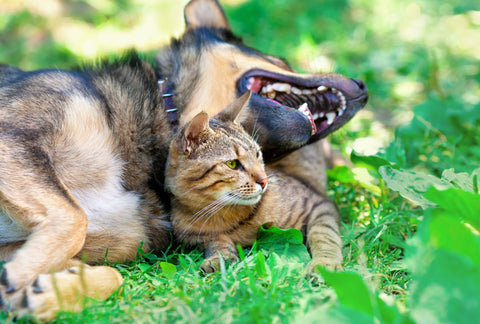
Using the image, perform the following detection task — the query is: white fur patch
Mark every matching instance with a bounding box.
[61,95,147,241]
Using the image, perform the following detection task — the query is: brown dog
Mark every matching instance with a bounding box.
[0,0,367,320]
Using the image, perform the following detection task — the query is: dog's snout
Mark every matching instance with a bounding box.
[351,78,367,92]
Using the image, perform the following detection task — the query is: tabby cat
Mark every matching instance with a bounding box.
[166,92,343,273]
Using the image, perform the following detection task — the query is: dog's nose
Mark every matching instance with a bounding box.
[351,78,367,92]
[257,178,268,190]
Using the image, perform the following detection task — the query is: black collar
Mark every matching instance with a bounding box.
[158,78,179,131]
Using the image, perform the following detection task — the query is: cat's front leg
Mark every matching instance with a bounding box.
[305,198,344,273]
[200,236,239,273]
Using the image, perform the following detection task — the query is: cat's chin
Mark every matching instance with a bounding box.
[228,194,263,206]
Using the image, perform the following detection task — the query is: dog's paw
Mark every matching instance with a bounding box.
[14,268,82,321]
[0,268,28,316]
[11,265,122,322]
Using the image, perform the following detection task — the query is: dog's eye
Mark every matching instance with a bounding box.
[256,151,260,159]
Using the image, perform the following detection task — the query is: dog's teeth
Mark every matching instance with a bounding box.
[291,87,302,95]
[319,111,325,118]
[302,89,312,95]
[261,84,273,94]
[298,103,316,135]
[271,83,291,93]
[298,102,308,114]
[326,112,336,125]
[335,90,347,111]
[312,112,320,120]
[317,85,327,92]
[337,109,344,117]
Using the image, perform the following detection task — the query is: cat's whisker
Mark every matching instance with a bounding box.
[178,194,234,238]
[265,172,281,183]
[194,195,238,241]
[249,119,261,144]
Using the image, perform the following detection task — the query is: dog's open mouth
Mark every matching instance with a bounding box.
[239,69,368,141]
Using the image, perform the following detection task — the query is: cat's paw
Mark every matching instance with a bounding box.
[200,259,220,273]
[306,258,343,275]
[200,254,239,274]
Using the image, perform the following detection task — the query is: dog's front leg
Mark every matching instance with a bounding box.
[0,187,88,313]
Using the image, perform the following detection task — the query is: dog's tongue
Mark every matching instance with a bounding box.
[266,98,281,105]
[248,77,263,93]
[298,103,316,135]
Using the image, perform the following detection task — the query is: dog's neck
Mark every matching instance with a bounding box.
[158,78,179,131]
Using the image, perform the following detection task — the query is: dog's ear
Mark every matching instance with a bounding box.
[182,111,212,155]
[215,91,251,124]
[184,0,231,30]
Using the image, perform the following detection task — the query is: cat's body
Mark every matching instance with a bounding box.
[166,93,342,272]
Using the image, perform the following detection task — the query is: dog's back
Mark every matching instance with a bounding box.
[0,54,173,320]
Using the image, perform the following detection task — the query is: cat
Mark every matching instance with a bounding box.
[166,92,343,273]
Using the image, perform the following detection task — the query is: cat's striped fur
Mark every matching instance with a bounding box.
[166,93,342,273]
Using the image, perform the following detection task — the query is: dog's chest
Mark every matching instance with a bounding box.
[71,179,143,235]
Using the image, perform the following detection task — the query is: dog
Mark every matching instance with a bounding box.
[0,0,367,320]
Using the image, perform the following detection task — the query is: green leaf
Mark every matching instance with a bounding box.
[407,212,480,324]
[440,168,480,192]
[301,304,376,324]
[137,263,152,273]
[408,249,480,324]
[351,151,398,172]
[426,210,480,265]
[424,187,480,229]
[319,269,411,324]
[254,251,267,277]
[256,225,310,265]
[160,262,177,279]
[319,269,374,316]
[327,165,357,183]
[379,166,451,208]
[257,224,303,245]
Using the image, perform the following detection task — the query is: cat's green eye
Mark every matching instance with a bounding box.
[226,160,238,169]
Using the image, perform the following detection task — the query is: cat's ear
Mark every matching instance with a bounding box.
[184,0,231,31]
[183,111,211,154]
[215,91,251,124]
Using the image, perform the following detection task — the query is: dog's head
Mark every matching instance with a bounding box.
[156,0,368,162]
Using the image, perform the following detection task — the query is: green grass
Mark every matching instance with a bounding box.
[1,0,480,322]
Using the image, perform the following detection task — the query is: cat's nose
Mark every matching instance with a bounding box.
[257,177,268,190]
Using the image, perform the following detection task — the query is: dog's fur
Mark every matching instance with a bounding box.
[0,0,367,320]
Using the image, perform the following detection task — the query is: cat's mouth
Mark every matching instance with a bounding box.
[227,191,264,206]
[238,69,368,142]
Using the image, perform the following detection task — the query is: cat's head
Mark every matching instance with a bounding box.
[166,92,268,210]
